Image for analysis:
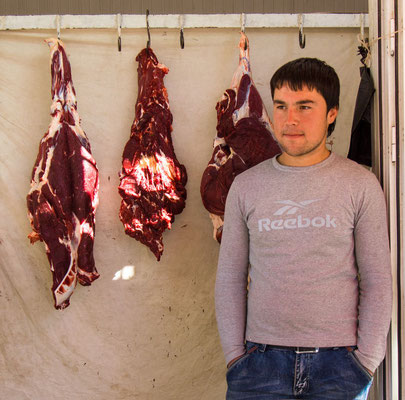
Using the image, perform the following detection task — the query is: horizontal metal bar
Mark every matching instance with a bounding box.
[0,13,369,31]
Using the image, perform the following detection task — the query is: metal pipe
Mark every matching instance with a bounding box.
[0,13,369,31]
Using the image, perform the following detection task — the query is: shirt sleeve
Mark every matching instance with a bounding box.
[353,174,393,373]
[215,179,250,365]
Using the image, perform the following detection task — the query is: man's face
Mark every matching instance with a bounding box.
[271,84,338,166]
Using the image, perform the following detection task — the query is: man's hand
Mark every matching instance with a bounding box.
[347,347,374,377]
[227,353,246,369]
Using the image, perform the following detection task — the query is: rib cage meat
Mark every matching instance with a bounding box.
[27,39,99,309]
[118,48,187,261]
[200,33,280,241]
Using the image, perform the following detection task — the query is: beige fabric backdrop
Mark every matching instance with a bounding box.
[0,27,363,400]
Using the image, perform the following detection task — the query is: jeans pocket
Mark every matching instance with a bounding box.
[347,350,373,381]
[226,344,259,375]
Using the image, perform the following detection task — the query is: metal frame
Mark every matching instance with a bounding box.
[370,0,402,398]
[0,13,368,31]
[398,0,405,398]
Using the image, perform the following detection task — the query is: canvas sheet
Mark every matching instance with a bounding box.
[0,27,363,399]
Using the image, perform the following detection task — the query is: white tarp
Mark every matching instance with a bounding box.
[0,27,363,399]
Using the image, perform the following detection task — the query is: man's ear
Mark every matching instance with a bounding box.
[327,107,338,124]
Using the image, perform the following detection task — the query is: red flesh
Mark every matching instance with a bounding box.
[27,39,99,309]
[200,33,280,241]
[118,48,187,261]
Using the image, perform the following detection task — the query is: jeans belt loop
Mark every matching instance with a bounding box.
[259,344,266,353]
[295,347,320,354]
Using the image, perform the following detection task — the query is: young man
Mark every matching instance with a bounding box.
[215,58,392,399]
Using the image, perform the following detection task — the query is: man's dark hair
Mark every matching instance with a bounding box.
[270,58,340,136]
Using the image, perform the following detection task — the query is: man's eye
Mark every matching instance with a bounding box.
[276,105,286,110]
[300,106,311,110]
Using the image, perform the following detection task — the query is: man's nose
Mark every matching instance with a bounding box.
[286,109,298,125]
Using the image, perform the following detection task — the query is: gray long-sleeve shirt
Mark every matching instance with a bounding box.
[215,152,392,372]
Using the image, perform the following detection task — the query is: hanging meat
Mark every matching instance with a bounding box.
[200,33,280,242]
[118,47,187,261]
[27,38,99,310]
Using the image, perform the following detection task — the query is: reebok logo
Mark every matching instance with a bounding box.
[258,215,337,231]
[258,199,337,232]
[273,199,319,215]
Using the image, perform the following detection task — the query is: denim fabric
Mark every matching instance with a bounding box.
[226,342,373,399]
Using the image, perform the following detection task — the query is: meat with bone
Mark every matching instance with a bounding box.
[118,47,187,261]
[27,39,99,310]
[200,33,280,241]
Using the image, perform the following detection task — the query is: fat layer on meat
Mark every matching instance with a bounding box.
[27,38,99,309]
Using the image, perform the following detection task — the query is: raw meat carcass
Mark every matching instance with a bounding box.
[118,47,187,261]
[27,38,99,310]
[200,32,280,242]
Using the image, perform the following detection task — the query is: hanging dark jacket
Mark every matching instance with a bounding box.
[347,66,375,167]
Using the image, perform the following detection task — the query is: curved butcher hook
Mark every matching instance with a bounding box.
[241,13,247,50]
[56,15,61,40]
[180,14,185,49]
[117,13,122,52]
[146,9,151,49]
[298,14,306,49]
[357,14,370,66]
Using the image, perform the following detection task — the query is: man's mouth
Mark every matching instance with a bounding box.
[283,133,304,138]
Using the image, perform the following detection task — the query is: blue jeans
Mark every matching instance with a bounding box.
[226,341,373,399]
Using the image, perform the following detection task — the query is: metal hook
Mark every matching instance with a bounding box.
[299,30,305,49]
[56,15,61,40]
[360,13,365,40]
[146,9,151,49]
[357,14,370,66]
[298,14,305,49]
[180,14,184,49]
[241,13,247,50]
[117,13,122,52]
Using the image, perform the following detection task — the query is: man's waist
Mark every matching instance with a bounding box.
[246,341,356,354]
